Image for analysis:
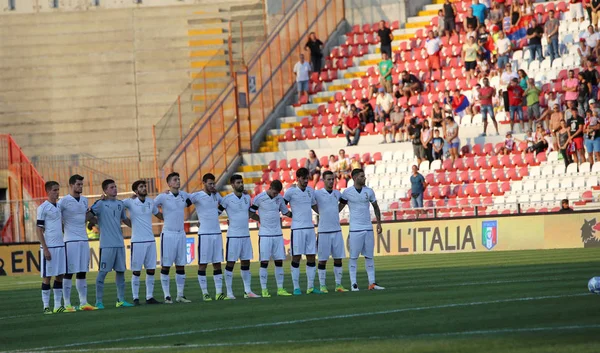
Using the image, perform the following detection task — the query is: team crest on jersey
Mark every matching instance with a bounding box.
[244,198,248,204]
[186,237,196,264]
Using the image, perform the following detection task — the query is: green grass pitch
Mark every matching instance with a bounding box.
[1,248,600,353]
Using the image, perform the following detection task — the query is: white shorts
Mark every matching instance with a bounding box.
[317,231,346,260]
[259,236,286,262]
[225,237,253,262]
[99,247,127,272]
[570,3,584,20]
[348,230,374,259]
[198,233,224,264]
[290,228,317,256]
[130,241,157,271]
[160,230,187,267]
[40,246,66,278]
[65,240,90,274]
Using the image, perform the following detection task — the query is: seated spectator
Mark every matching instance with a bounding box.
[529,125,549,154]
[359,98,375,125]
[462,36,479,81]
[378,52,393,93]
[507,77,525,132]
[583,25,600,52]
[336,149,351,180]
[578,39,593,67]
[559,199,573,212]
[451,89,470,124]
[408,118,426,164]
[350,156,362,170]
[545,129,555,153]
[592,99,600,116]
[431,101,444,128]
[375,87,394,122]
[444,115,460,160]
[305,149,321,186]
[382,104,405,143]
[524,78,541,132]
[432,129,445,160]
[399,70,422,98]
[327,154,338,175]
[343,108,361,146]
[498,131,516,155]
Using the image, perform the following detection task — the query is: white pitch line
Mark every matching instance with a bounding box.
[29,323,600,353]
[7,292,590,353]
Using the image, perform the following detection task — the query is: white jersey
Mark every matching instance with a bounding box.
[341,186,377,232]
[283,186,316,230]
[314,189,342,233]
[36,201,64,247]
[190,191,222,235]
[58,194,89,242]
[250,191,288,236]
[123,197,159,243]
[220,193,252,238]
[154,191,191,233]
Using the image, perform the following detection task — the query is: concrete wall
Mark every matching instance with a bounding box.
[343,0,430,26]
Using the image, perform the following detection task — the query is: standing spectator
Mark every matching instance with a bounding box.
[337,149,351,180]
[558,120,572,167]
[593,0,600,29]
[471,0,487,24]
[503,7,513,32]
[409,165,427,215]
[305,32,323,73]
[343,109,361,146]
[571,0,586,22]
[480,77,500,136]
[421,119,433,162]
[501,62,518,112]
[443,0,458,37]
[522,0,535,16]
[498,131,516,155]
[382,104,404,143]
[583,60,600,99]
[489,2,504,27]
[377,20,393,58]
[444,116,460,161]
[549,104,564,144]
[518,69,529,91]
[508,78,525,132]
[587,0,594,23]
[451,89,470,124]
[567,106,586,164]
[408,118,426,164]
[432,129,445,160]
[462,36,479,81]
[464,8,480,33]
[293,54,311,102]
[431,101,444,128]
[305,150,322,186]
[425,31,442,78]
[563,70,580,106]
[578,72,591,116]
[510,2,522,27]
[559,199,574,212]
[495,31,512,71]
[545,10,561,62]
[399,70,422,98]
[375,87,394,122]
[545,129,555,153]
[584,109,600,164]
[525,78,541,132]
[436,10,446,37]
[526,19,544,63]
[378,52,393,93]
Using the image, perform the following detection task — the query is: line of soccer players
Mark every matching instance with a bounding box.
[36,168,384,313]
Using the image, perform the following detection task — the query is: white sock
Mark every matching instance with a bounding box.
[349,258,358,285]
[259,267,268,290]
[160,273,171,299]
[275,266,284,289]
[131,275,140,300]
[146,274,155,300]
[241,269,252,293]
[225,270,234,296]
[334,264,343,286]
[42,288,51,308]
[62,279,72,307]
[214,273,223,295]
[291,264,300,290]
[198,273,208,295]
[53,288,63,309]
[306,264,316,290]
[318,268,327,287]
[365,258,375,284]
[76,278,87,305]
[175,273,186,297]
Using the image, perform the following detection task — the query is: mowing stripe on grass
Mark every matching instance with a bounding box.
[10,292,589,353]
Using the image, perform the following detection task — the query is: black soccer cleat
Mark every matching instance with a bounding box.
[146,297,162,304]
[133,299,140,306]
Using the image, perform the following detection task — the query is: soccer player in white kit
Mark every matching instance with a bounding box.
[36,181,72,314]
[312,171,348,293]
[123,180,163,305]
[154,172,194,304]
[57,174,97,311]
[339,169,385,291]
[219,174,260,299]
[249,180,293,298]
[190,173,225,301]
[283,167,320,295]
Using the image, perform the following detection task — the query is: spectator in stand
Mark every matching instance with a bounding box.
[436,10,445,37]
[495,30,512,71]
[327,155,338,178]
[305,32,323,73]
[442,0,457,38]
[305,150,322,186]
[578,73,591,116]
[409,165,427,215]
[359,98,375,125]
[421,119,433,162]
[464,8,480,33]
[378,52,393,93]
[592,99,600,115]
[526,19,544,64]
[510,2,522,27]
[518,69,529,91]
[489,2,504,27]
[583,25,600,52]
[587,0,594,23]
[425,31,442,78]
[558,120,572,167]
[584,109,600,164]
[471,0,487,24]
[382,104,404,143]
[578,39,592,66]
[545,129,555,153]
[571,0,586,23]
[350,156,362,171]
[337,149,351,180]
[549,104,564,147]
[507,77,525,132]
[522,0,535,17]
[377,20,393,58]
[375,87,394,122]
[503,7,513,32]
[432,129,445,160]
[498,131,515,155]
[293,54,311,102]
[545,10,561,62]
[559,199,574,212]
[462,36,479,81]
[500,63,518,113]
[431,101,444,128]
[466,24,478,41]
[583,60,600,98]
[408,118,426,164]
[563,70,580,107]
[480,77,500,136]
[567,106,586,164]
[530,125,549,154]
[444,115,460,161]
[399,70,422,98]
[451,89,470,124]
[343,107,361,146]
[593,0,600,29]
[524,78,541,132]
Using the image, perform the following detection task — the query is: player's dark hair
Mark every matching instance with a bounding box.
[101,179,116,191]
[562,199,569,204]
[45,181,59,192]
[351,168,364,179]
[131,180,146,193]
[296,167,309,179]
[68,174,84,185]
[166,172,179,184]
[322,171,334,179]
[230,174,243,184]
[202,173,216,183]
[270,180,283,193]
